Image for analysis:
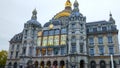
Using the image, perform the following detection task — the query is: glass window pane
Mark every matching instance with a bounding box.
[89,37,94,45]
[49,30,54,35]
[61,28,67,34]
[98,37,103,44]
[55,29,60,35]
[108,36,113,43]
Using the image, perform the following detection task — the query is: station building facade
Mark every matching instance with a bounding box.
[6,0,120,68]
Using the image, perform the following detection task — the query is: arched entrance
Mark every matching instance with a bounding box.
[80,60,84,68]
[60,60,65,68]
[46,61,51,68]
[100,60,106,68]
[53,61,58,68]
[13,62,17,68]
[34,61,38,68]
[8,62,12,68]
[90,61,96,68]
[27,60,33,68]
[40,61,44,68]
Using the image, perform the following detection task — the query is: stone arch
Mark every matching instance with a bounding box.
[34,61,38,68]
[40,61,44,68]
[110,61,116,68]
[80,60,84,68]
[100,60,106,68]
[8,62,12,68]
[27,60,33,68]
[13,62,17,68]
[90,61,96,68]
[53,60,58,68]
[46,61,51,68]
[60,60,65,68]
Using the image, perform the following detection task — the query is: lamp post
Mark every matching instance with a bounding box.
[110,55,114,68]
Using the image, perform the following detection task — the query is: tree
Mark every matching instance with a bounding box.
[0,50,8,68]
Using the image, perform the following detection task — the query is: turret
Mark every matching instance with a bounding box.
[109,12,115,23]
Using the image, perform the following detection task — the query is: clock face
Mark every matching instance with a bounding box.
[38,31,42,36]
[49,24,54,29]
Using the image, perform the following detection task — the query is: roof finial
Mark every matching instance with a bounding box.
[31,8,37,20]
[74,0,79,7]
[109,11,112,17]
[109,12,115,23]
[73,0,79,12]
[65,0,72,9]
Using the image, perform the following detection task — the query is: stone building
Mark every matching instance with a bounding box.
[6,0,120,68]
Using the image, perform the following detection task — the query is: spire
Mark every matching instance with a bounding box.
[109,12,115,23]
[73,0,79,12]
[31,9,37,20]
[65,0,72,9]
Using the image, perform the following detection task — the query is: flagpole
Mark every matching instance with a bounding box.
[110,54,114,68]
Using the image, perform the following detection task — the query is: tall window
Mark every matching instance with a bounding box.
[10,52,13,59]
[93,28,97,32]
[109,46,114,55]
[17,45,19,50]
[89,37,94,45]
[23,48,26,55]
[15,52,18,58]
[108,36,113,43]
[71,45,76,53]
[102,27,107,31]
[25,30,28,35]
[98,37,103,44]
[80,45,83,53]
[49,30,54,35]
[61,28,67,34]
[71,36,76,43]
[99,46,104,55]
[90,48,94,56]
[55,29,60,35]
[11,45,14,50]
[61,47,65,55]
[43,31,48,36]
[71,23,75,28]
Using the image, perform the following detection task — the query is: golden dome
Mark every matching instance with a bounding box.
[54,11,71,19]
[53,0,72,19]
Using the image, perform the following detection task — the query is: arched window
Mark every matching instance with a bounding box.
[90,61,96,68]
[80,60,84,68]
[60,60,65,68]
[8,62,12,68]
[100,60,106,68]
[13,62,17,68]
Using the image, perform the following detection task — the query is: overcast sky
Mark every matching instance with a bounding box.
[0,0,120,51]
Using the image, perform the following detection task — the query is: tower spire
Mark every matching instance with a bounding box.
[31,8,37,20]
[109,12,115,23]
[73,0,79,12]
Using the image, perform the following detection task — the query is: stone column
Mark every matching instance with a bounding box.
[26,45,29,56]
[68,41,71,54]
[52,48,54,56]
[76,40,79,53]
[59,48,61,55]
[46,48,48,56]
